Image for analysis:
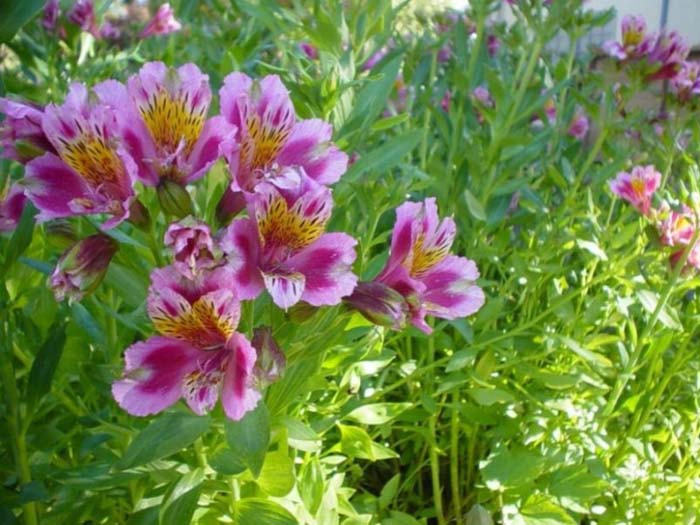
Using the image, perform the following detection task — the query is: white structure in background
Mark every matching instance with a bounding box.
[587,0,700,49]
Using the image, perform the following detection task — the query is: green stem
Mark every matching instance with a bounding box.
[426,332,446,525]
[602,226,700,418]
[419,51,438,172]
[449,391,462,521]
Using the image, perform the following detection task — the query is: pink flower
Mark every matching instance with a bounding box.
[50,233,118,301]
[140,3,182,38]
[164,217,220,279]
[362,46,389,71]
[0,184,27,232]
[95,62,235,186]
[24,83,138,229]
[375,198,485,334]
[112,265,260,420]
[657,202,695,247]
[648,31,689,80]
[219,73,347,193]
[567,110,589,140]
[602,15,656,61]
[345,281,409,330]
[441,91,451,112]
[299,42,318,60]
[608,165,661,216]
[438,45,452,63]
[43,0,60,31]
[0,97,56,164]
[487,34,500,57]
[67,0,98,36]
[671,61,700,102]
[220,167,357,309]
[544,97,557,123]
[472,86,493,107]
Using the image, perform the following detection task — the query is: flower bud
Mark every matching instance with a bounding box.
[157,179,193,218]
[0,98,56,164]
[164,217,220,279]
[251,327,286,387]
[344,281,408,330]
[50,234,118,302]
[216,186,247,226]
[127,199,151,229]
[0,184,27,233]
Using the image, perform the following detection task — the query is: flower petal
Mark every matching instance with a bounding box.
[184,116,237,183]
[421,255,485,320]
[262,270,306,309]
[112,336,200,417]
[220,219,265,300]
[286,232,358,306]
[222,333,261,421]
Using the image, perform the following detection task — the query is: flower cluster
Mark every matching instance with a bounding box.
[609,165,700,272]
[603,15,689,81]
[0,61,484,421]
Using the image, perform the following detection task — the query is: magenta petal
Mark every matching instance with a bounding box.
[112,336,200,417]
[287,232,358,306]
[222,333,261,421]
[0,184,27,232]
[220,219,265,300]
[24,153,88,222]
[421,255,485,320]
[378,201,421,279]
[219,72,253,132]
[263,271,306,309]
[184,116,237,183]
[276,119,348,185]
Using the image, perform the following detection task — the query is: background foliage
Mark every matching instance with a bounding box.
[2,1,700,524]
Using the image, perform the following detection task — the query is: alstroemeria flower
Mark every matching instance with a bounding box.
[221,167,357,309]
[376,198,485,334]
[603,15,656,61]
[43,0,60,31]
[609,165,661,216]
[671,61,700,103]
[567,110,589,140]
[24,83,138,229]
[299,42,318,60]
[0,98,56,164]
[0,184,27,232]
[67,0,98,36]
[164,217,220,279]
[112,265,260,420]
[648,31,689,80]
[100,20,121,41]
[95,62,235,187]
[219,73,347,193]
[140,3,182,38]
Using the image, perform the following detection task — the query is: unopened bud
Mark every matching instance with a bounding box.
[251,327,286,387]
[50,233,118,302]
[344,281,408,330]
[157,179,193,218]
[216,186,246,226]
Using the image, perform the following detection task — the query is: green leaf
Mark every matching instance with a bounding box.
[159,468,203,525]
[118,412,211,469]
[0,202,36,274]
[336,424,398,460]
[345,402,411,425]
[464,189,487,221]
[383,511,422,525]
[520,495,576,525]
[636,289,682,330]
[481,447,548,491]
[235,498,298,525]
[379,474,400,509]
[209,448,246,475]
[299,458,324,515]
[0,0,45,43]
[446,348,478,372]
[26,319,67,414]
[468,388,515,406]
[344,130,422,182]
[257,451,295,497]
[224,402,270,477]
[576,239,607,261]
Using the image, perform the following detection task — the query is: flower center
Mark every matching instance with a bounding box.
[631,178,646,197]
[60,135,124,190]
[140,91,205,157]
[410,232,451,277]
[257,194,328,254]
[240,114,293,176]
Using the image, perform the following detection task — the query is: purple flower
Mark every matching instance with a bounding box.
[648,31,690,80]
[219,73,347,193]
[671,61,700,103]
[440,91,451,112]
[220,167,357,309]
[609,165,661,216]
[43,0,60,31]
[24,83,138,229]
[437,45,452,63]
[0,184,27,232]
[99,20,121,41]
[487,34,500,57]
[113,265,260,420]
[472,86,493,107]
[50,233,118,301]
[95,62,235,187]
[345,281,408,330]
[140,3,182,38]
[0,97,56,164]
[67,0,98,36]
[375,198,485,334]
[164,217,220,279]
[362,46,389,71]
[567,110,589,140]
[602,15,656,61]
[299,42,318,60]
